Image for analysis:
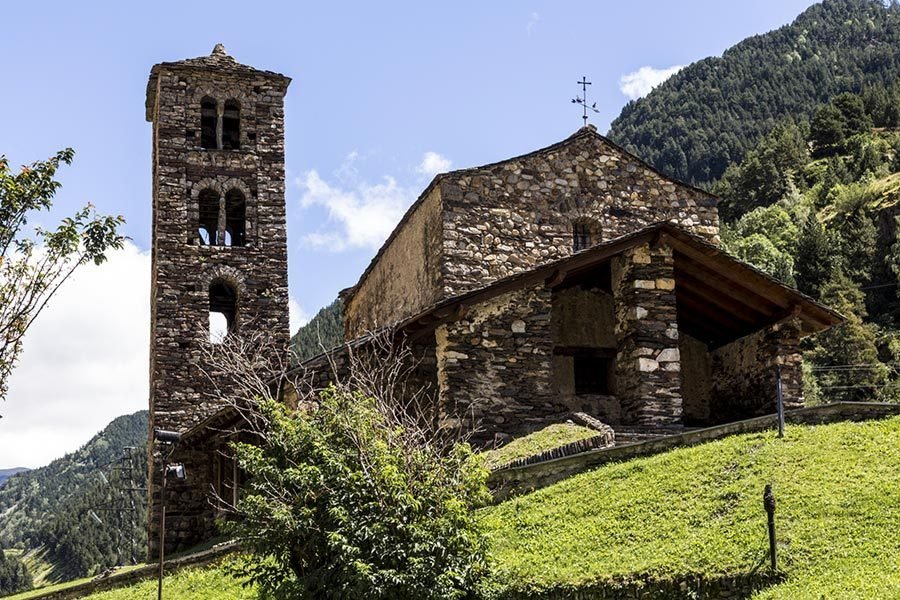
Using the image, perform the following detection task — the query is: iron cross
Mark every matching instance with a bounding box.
[572,76,599,126]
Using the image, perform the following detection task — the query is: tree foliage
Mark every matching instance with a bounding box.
[0,411,148,580]
[608,0,900,184]
[208,334,491,600]
[0,545,32,595]
[290,298,344,363]
[0,149,125,402]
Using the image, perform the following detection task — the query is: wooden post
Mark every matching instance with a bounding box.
[764,484,777,572]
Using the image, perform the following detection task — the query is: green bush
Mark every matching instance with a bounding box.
[226,389,491,600]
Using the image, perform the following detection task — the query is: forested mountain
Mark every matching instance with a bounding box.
[713,86,900,401]
[0,411,148,583]
[608,0,900,184]
[291,299,344,363]
[0,470,29,488]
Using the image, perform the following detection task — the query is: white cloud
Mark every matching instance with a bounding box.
[416,151,452,178]
[619,65,684,100]
[0,242,150,468]
[289,296,309,335]
[526,11,541,35]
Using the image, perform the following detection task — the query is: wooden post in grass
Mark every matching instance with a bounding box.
[764,484,777,572]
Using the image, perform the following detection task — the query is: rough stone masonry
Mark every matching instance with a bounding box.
[145,45,291,557]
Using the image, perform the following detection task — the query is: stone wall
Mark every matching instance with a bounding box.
[436,285,562,447]
[147,49,290,557]
[679,334,713,425]
[612,242,682,426]
[344,187,444,338]
[710,319,803,423]
[440,127,718,299]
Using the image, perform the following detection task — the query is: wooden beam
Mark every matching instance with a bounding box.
[675,259,785,315]
[668,237,791,308]
[676,276,767,326]
[675,291,753,335]
[545,269,568,288]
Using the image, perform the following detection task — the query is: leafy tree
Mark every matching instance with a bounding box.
[811,103,848,158]
[217,335,491,600]
[0,150,124,403]
[715,121,808,220]
[795,215,838,298]
[722,205,799,284]
[0,545,32,595]
[808,269,888,402]
[832,199,877,287]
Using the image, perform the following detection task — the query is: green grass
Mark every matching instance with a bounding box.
[484,423,600,469]
[80,562,253,600]
[480,417,900,598]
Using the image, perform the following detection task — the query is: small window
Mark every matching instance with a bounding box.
[222,100,241,150]
[224,189,246,247]
[574,355,613,395]
[198,189,221,245]
[209,280,237,343]
[572,220,598,252]
[200,97,218,149]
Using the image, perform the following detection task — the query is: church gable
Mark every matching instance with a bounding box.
[344,126,719,338]
[438,126,718,298]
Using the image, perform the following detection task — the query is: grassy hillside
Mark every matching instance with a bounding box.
[27,418,900,599]
[480,417,900,599]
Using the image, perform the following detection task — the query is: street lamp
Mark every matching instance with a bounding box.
[154,428,185,600]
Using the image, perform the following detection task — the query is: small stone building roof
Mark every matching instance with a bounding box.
[145,44,291,121]
[390,222,842,346]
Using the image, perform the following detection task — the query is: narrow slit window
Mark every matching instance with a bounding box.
[198,189,220,245]
[224,189,246,247]
[209,280,237,344]
[572,220,597,252]
[222,100,241,150]
[200,97,218,149]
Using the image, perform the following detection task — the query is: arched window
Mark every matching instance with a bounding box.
[198,189,221,245]
[222,100,241,150]
[224,189,246,247]
[209,280,237,344]
[572,219,600,252]
[200,97,218,149]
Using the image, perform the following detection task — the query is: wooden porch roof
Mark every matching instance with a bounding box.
[396,223,843,347]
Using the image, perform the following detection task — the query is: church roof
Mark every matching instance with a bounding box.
[339,125,718,303]
[145,44,290,121]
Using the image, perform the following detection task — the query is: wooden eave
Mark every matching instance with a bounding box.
[393,223,843,346]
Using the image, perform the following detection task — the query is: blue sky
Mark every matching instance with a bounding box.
[0,0,818,467]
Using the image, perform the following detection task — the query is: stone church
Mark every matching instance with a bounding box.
[146,47,842,554]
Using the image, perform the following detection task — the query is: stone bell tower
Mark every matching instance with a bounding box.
[145,45,290,555]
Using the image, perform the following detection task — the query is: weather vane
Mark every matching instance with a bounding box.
[572,76,599,126]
